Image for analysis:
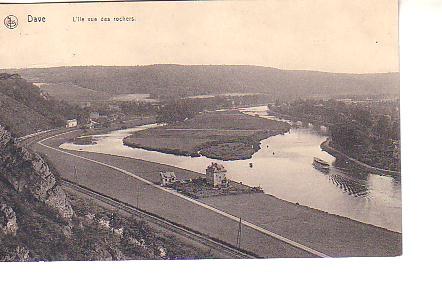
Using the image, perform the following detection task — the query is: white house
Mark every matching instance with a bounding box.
[65,119,78,128]
[160,172,177,186]
[206,163,228,188]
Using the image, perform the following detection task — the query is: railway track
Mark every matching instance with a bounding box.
[20,128,257,258]
[17,128,74,148]
[61,179,258,259]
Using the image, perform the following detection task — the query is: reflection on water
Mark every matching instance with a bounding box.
[60,106,401,232]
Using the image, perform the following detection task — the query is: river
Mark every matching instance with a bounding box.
[60,106,401,232]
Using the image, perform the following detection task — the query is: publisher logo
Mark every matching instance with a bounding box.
[4,15,18,29]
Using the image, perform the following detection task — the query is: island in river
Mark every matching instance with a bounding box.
[123,110,291,161]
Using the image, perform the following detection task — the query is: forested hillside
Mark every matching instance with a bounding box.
[10,65,399,102]
[0,73,85,137]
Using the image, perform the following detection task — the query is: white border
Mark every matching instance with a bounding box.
[1,0,441,294]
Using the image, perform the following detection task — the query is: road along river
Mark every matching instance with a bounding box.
[60,106,401,232]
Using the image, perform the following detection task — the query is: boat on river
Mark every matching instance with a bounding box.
[313,157,330,171]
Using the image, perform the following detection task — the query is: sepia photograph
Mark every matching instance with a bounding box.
[0,0,402,264]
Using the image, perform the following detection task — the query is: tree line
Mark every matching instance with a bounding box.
[270,98,400,171]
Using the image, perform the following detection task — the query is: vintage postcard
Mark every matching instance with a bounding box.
[0,0,400,261]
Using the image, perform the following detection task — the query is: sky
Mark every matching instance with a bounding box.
[0,0,399,73]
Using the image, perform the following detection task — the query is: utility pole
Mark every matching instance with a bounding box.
[236,217,242,249]
[74,165,78,183]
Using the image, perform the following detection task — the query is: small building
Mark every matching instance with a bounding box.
[160,172,177,186]
[206,162,228,188]
[65,119,78,128]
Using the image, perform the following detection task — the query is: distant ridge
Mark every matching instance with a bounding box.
[7,65,399,102]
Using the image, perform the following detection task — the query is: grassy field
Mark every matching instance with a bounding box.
[38,82,111,103]
[124,110,290,160]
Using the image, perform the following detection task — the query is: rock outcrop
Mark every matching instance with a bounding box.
[0,204,18,235]
[0,124,73,219]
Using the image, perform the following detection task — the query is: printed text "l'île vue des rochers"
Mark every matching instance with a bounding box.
[72,16,136,23]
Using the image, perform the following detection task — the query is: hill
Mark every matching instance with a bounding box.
[9,65,399,103]
[0,73,86,137]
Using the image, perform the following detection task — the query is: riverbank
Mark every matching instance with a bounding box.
[269,102,400,171]
[123,110,291,161]
[32,130,402,257]
[67,116,156,146]
[321,138,401,177]
[83,116,156,137]
[59,106,401,231]
[267,109,294,121]
[267,108,400,176]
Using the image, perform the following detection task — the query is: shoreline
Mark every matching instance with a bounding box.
[59,129,400,234]
[123,138,200,157]
[321,138,401,177]
[61,112,400,233]
[82,116,156,137]
[123,129,288,161]
[90,148,401,235]
[267,108,401,177]
[31,128,401,257]
[123,110,291,161]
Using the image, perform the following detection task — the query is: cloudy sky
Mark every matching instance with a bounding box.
[0,0,398,73]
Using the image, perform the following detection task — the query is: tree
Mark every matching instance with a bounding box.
[156,100,201,123]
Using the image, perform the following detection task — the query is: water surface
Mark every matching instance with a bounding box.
[61,106,401,232]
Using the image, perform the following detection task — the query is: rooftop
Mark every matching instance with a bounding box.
[160,171,176,178]
[206,162,227,172]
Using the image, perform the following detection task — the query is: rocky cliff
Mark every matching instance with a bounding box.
[0,124,214,261]
[0,124,73,219]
